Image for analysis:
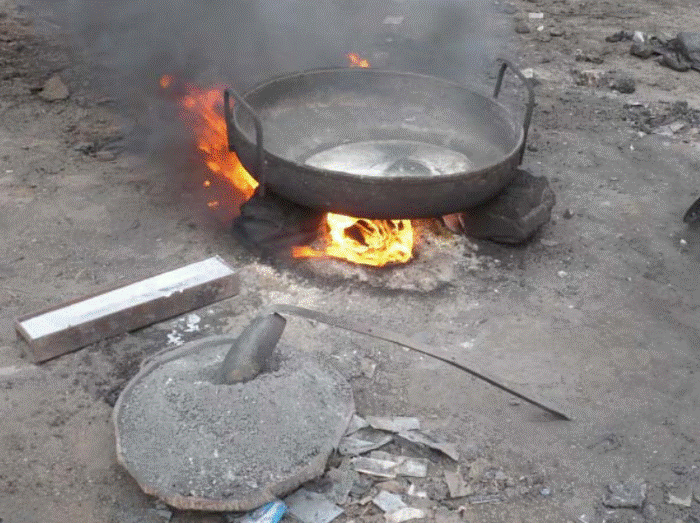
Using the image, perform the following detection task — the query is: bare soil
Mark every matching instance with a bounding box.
[1,0,700,522]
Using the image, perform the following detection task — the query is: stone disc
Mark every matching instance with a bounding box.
[113,336,354,511]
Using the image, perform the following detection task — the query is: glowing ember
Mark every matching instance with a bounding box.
[163,68,415,267]
[347,53,370,68]
[159,74,173,89]
[292,213,413,267]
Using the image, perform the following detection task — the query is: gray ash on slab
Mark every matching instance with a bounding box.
[116,341,353,507]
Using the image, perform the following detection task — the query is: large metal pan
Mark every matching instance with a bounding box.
[224,60,534,219]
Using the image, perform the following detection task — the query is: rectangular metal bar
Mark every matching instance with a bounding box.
[15,256,240,363]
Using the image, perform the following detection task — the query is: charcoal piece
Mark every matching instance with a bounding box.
[456,168,555,244]
[232,189,324,254]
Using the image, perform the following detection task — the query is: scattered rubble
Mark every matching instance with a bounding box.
[608,30,700,73]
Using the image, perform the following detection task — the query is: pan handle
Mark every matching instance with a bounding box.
[492,59,535,164]
[224,89,267,197]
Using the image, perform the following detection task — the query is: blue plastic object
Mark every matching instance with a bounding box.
[239,501,287,523]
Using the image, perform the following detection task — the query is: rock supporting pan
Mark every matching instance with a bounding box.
[113,336,354,511]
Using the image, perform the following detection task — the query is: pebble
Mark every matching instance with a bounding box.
[550,28,564,37]
[38,75,69,101]
[540,487,551,496]
[515,21,531,34]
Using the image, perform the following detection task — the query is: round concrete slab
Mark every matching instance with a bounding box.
[113,336,354,512]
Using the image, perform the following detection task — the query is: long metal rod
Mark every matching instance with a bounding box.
[265,305,572,421]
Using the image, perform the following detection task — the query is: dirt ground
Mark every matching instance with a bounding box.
[2,0,700,522]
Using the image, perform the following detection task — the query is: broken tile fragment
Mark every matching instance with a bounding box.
[345,414,370,436]
[327,459,358,505]
[367,416,421,433]
[353,457,400,478]
[373,491,407,513]
[398,430,459,461]
[444,467,474,498]
[284,489,343,523]
[339,431,393,456]
[370,451,429,478]
[603,482,646,508]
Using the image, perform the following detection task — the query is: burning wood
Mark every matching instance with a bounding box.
[163,65,416,268]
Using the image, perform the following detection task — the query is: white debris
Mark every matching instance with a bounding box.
[557,271,568,278]
[184,313,201,332]
[385,507,426,523]
[370,451,429,478]
[383,15,404,25]
[367,416,421,433]
[528,12,544,19]
[407,484,428,498]
[667,490,692,507]
[166,330,183,346]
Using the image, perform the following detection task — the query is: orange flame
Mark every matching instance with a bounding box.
[177,84,258,199]
[347,53,370,68]
[159,74,173,89]
[164,70,415,267]
[292,213,413,267]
